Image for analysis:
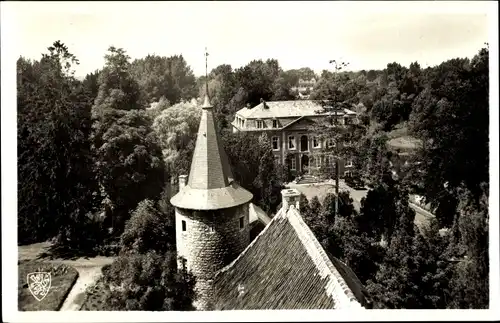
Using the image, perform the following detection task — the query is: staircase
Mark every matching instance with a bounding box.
[295,174,320,185]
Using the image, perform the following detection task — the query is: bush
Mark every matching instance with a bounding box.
[100,251,196,311]
[120,199,175,255]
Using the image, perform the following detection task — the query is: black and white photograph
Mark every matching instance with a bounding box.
[1,1,498,321]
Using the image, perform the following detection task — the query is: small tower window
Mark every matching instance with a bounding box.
[239,216,245,229]
[182,220,187,232]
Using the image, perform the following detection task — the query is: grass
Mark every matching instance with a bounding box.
[387,136,422,150]
[18,260,79,311]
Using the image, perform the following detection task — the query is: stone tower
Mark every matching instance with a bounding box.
[170,58,253,310]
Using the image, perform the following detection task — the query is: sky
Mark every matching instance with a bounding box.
[2,1,493,78]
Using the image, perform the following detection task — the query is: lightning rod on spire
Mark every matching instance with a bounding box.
[205,47,209,96]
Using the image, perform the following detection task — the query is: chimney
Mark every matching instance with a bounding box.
[179,175,188,191]
[260,98,268,109]
[281,188,301,212]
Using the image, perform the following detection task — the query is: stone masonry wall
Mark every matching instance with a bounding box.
[175,203,250,310]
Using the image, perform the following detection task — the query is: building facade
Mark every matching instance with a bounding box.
[232,100,359,178]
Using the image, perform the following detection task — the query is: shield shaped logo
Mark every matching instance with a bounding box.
[27,272,51,301]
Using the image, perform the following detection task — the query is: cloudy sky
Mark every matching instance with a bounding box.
[2,1,494,78]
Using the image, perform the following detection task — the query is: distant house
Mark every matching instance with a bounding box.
[232,100,359,178]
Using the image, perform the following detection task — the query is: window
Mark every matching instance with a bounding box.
[345,117,352,125]
[327,139,336,148]
[274,156,281,165]
[346,159,353,167]
[327,155,334,166]
[257,120,263,129]
[344,140,352,147]
[316,156,322,168]
[288,136,296,150]
[290,158,296,170]
[239,216,245,229]
[182,220,187,232]
[313,137,321,148]
[272,119,278,128]
[344,170,352,177]
[272,136,280,151]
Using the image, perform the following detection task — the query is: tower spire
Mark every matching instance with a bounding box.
[170,48,252,210]
[203,47,212,109]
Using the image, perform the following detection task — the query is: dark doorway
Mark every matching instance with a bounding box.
[300,135,308,152]
[301,154,309,173]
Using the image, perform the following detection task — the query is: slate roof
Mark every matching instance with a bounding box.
[213,205,371,310]
[170,95,253,210]
[236,100,357,119]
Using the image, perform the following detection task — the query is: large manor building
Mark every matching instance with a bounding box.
[170,90,370,310]
[232,100,359,178]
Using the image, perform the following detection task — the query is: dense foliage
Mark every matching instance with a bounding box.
[17,42,98,246]
[17,40,489,309]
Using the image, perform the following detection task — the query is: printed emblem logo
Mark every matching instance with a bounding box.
[27,272,51,301]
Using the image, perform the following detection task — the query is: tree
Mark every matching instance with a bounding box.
[446,183,488,308]
[222,131,285,214]
[358,177,402,243]
[252,134,283,213]
[152,101,201,180]
[408,47,488,216]
[120,199,175,254]
[91,47,165,234]
[17,41,98,246]
[130,54,197,105]
[83,69,101,101]
[101,251,196,311]
[234,59,287,107]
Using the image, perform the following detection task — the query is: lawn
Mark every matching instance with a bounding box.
[18,260,79,311]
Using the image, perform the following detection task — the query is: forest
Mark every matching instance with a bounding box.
[17,40,489,309]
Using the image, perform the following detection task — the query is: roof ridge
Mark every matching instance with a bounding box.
[285,206,364,309]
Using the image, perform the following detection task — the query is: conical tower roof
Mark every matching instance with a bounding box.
[170,94,253,210]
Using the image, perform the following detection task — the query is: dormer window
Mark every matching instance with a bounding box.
[272,119,278,128]
[257,120,263,129]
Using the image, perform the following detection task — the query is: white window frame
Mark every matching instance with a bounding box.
[346,159,353,167]
[290,158,296,170]
[313,136,321,149]
[288,136,296,150]
[344,170,352,177]
[272,119,278,128]
[327,139,336,148]
[272,136,280,151]
[256,120,263,129]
